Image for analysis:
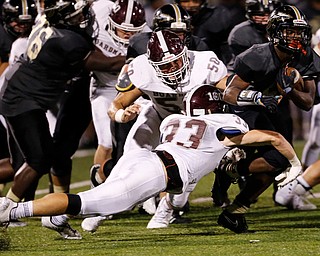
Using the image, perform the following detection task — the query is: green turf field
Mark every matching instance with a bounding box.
[1,141,320,256]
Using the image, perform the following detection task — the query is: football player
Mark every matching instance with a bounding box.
[83,27,224,230]
[212,0,284,207]
[0,84,301,239]
[217,4,320,233]
[0,0,126,203]
[0,0,37,200]
[190,0,247,65]
[89,0,146,176]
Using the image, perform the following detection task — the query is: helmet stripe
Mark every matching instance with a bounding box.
[290,5,301,20]
[171,4,181,23]
[156,31,169,55]
[262,0,268,8]
[125,0,134,24]
[21,0,28,15]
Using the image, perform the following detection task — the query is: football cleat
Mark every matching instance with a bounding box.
[8,220,27,227]
[142,197,157,215]
[217,210,248,234]
[169,212,192,224]
[211,170,232,207]
[90,164,101,189]
[147,197,173,229]
[290,195,317,211]
[41,216,82,240]
[81,215,112,233]
[0,197,17,224]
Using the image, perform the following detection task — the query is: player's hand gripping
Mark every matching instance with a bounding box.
[254,93,282,114]
[276,65,297,94]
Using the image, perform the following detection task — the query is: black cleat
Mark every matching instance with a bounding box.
[217,210,248,234]
[170,212,192,224]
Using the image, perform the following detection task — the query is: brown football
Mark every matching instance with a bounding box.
[277,67,304,96]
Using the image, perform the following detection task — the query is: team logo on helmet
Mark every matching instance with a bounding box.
[183,84,224,116]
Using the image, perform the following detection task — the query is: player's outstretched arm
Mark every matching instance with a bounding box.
[222,129,300,168]
[84,50,126,72]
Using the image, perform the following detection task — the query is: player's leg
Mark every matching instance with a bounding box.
[5,110,53,201]
[90,84,117,181]
[301,104,320,169]
[51,73,92,193]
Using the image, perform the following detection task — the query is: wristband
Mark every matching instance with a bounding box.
[289,155,301,167]
[236,90,262,106]
[114,109,125,123]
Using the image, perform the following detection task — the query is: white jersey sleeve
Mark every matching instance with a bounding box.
[8,37,28,65]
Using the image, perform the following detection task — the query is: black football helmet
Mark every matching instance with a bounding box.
[152,4,191,45]
[183,84,223,116]
[44,0,92,30]
[107,0,146,45]
[147,29,189,90]
[266,5,311,55]
[245,0,282,30]
[1,0,37,37]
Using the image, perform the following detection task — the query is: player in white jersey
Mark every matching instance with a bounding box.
[0,84,301,239]
[89,0,147,169]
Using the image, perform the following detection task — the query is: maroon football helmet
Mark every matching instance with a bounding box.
[147,29,189,90]
[107,0,146,45]
[184,84,223,116]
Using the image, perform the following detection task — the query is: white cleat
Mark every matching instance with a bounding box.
[147,197,173,229]
[275,179,298,206]
[41,216,82,240]
[291,195,317,211]
[81,215,112,233]
[0,197,17,225]
[142,197,157,215]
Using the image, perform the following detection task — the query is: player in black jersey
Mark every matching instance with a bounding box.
[0,0,125,202]
[189,0,247,65]
[217,5,320,233]
[212,0,284,207]
[0,0,37,200]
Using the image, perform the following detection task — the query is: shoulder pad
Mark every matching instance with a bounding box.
[115,71,135,92]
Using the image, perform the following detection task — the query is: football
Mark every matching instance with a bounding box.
[276,67,304,96]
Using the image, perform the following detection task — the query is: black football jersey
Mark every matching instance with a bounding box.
[192,3,246,64]
[0,24,16,63]
[0,16,93,116]
[228,20,268,57]
[233,42,320,95]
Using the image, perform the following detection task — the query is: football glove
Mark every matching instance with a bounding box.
[276,66,297,94]
[275,165,303,187]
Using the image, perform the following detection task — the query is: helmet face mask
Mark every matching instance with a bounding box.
[44,0,93,30]
[148,30,190,90]
[245,0,282,30]
[266,5,311,55]
[2,0,37,37]
[107,0,146,46]
[183,84,223,116]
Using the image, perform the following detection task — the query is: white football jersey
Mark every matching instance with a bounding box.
[156,113,249,188]
[91,0,127,87]
[128,50,227,118]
